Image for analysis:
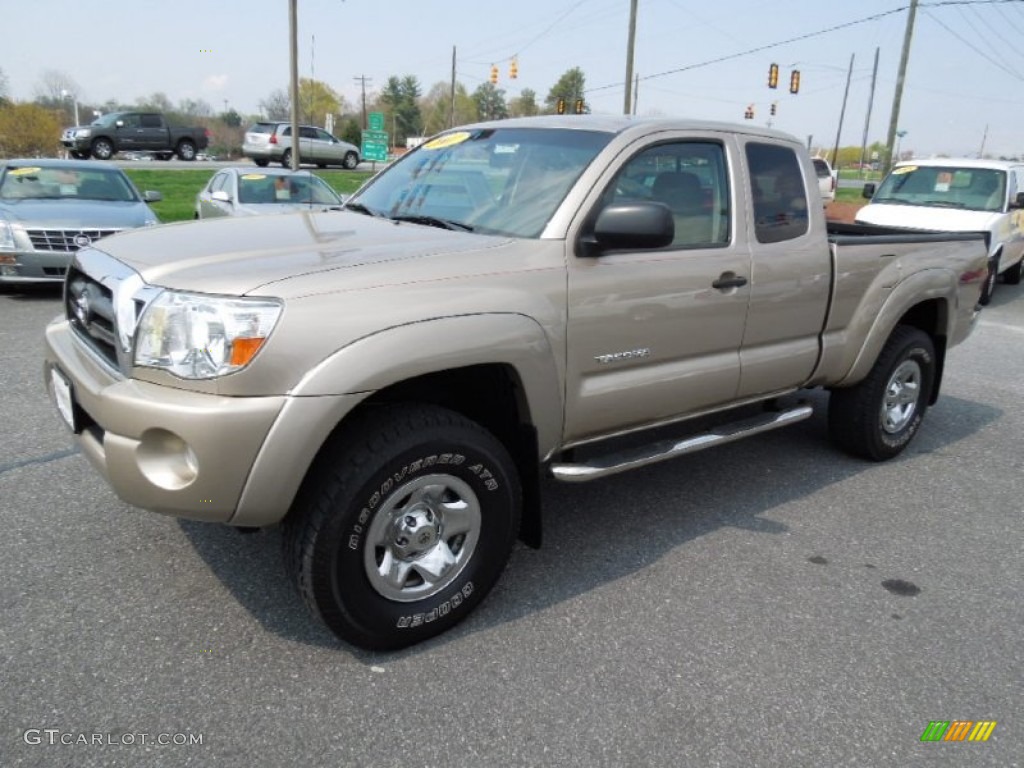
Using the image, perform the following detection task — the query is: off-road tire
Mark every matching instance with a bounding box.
[828,325,936,461]
[282,404,521,650]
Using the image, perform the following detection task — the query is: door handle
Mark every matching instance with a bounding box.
[712,273,748,290]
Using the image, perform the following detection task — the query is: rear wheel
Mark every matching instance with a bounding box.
[70,150,89,159]
[281,148,292,168]
[253,158,269,168]
[283,404,521,650]
[829,325,936,461]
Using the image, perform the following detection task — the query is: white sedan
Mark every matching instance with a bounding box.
[194,167,345,219]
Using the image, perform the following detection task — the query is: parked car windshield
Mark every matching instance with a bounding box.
[0,166,140,203]
[874,165,1006,213]
[349,127,612,237]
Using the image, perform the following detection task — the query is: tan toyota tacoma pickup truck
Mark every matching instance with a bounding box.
[44,117,989,649]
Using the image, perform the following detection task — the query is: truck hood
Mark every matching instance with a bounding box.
[0,198,158,229]
[855,201,999,232]
[94,210,515,296]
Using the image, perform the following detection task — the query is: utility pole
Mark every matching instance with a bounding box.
[354,75,372,129]
[884,0,918,174]
[450,46,457,128]
[623,0,638,115]
[858,47,880,177]
[979,123,989,158]
[831,53,855,171]
[633,72,640,115]
[289,0,299,170]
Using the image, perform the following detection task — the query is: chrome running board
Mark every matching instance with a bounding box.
[550,404,813,482]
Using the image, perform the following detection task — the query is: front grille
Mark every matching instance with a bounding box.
[66,266,119,368]
[43,267,68,276]
[27,228,120,253]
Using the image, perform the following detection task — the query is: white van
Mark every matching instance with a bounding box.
[856,158,1024,302]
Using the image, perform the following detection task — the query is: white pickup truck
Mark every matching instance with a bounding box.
[856,158,1024,303]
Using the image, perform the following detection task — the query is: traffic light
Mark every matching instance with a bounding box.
[744,104,754,120]
[768,63,779,89]
[557,98,566,115]
[574,98,585,114]
[509,57,518,80]
[789,69,800,94]
[489,65,498,85]
[770,101,777,116]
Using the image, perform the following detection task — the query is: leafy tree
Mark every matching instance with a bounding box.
[379,75,423,138]
[0,67,9,105]
[0,102,62,157]
[545,67,586,113]
[508,88,539,118]
[298,78,346,128]
[220,108,243,128]
[472,83,508,121]
[340,118,361,147]
[419,81,476,136]
[259,88,290,120]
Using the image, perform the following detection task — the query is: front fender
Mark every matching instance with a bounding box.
[834,268,957,387]
[292,312,564,455]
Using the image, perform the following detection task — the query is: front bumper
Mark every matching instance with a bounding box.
[44,317,360,526]
[0,251,71,283]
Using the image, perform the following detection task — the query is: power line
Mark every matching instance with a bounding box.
[924,9,1024,79]
[586,7,909,94]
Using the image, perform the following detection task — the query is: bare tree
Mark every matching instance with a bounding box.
[35,69,80,104]
[0,67,9,103]
[259,88,291,120]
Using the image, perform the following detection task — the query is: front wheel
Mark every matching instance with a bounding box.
[70,150,89,159]
[828,325,936,461]
[343,151,359,169]
[176,140,197,161]
[283,404,521,650]
[90,138,114,160]
[979,257,999,305]
[1002,255,1022,286]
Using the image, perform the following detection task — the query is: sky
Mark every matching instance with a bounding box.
[4,0,1024,158]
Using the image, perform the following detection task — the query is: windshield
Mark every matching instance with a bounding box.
[0,166,140,202]
[350,127,612,237]
[237,173,342,205]
[874,165,1006,212]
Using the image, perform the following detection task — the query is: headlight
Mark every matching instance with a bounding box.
[0,220,14,250]
[74,128,92,138]
[134,291,283,379]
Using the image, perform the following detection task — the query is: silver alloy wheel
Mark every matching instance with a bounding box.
[880,359,921,434]
[363,474,481,602]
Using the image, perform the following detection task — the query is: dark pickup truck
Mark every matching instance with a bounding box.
[61,112,210,161]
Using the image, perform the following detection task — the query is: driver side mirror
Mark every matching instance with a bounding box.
[211,190,231,204]
[862,182,876,199]
[577,202,674,257]
[143,190,163,203]
[1009,192,1024,210]
[115,120,124,128]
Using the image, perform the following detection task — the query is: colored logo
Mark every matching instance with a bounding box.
[920,720,997,742]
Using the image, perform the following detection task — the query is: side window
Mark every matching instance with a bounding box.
[210,173,230,194]
[746,142,809,244]
[316,129,334,142]
[140,114,162,128]
[605,141,730,248]
[299,127,319,140]
[120,114,141,129]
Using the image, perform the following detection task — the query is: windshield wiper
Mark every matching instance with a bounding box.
[343,201,384,218]
[390,214,473,232]
[921,200,966,208]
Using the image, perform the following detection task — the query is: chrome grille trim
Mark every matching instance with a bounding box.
[27,228,121,253]
[64,249,163,375]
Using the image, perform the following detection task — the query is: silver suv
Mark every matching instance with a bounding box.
[242,122,361,169]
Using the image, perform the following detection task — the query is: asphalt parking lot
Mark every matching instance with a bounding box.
[1,281,1021,767]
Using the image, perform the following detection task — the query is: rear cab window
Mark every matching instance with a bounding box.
[746,143,810,243]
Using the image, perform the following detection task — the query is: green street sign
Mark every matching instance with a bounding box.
[361,131,389,162]
[368,112,385,132]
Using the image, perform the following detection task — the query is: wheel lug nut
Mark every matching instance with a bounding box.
[396,536,408,546]
[404,515,417,527]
